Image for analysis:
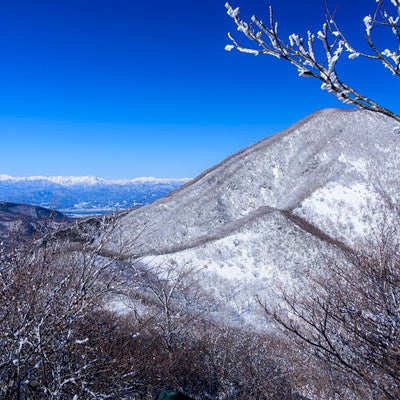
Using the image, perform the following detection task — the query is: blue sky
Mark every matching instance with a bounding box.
[0,0,398,179]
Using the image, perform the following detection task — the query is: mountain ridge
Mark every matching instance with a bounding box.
[63,108,400,327]
[0,201,69,240]
[110,108,400,256]
[0,174,190,186]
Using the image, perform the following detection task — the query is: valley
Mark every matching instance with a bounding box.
[0,175,189,217]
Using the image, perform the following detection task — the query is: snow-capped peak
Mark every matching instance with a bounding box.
[0,174,191,187]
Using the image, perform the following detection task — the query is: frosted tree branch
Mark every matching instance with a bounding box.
[225,1,400,122]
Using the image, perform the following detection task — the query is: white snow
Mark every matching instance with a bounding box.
[0,174,190,186]
[294,181,380,244]
[96,109,400,327]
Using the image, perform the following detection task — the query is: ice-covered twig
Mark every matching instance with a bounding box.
[225,1,400,122]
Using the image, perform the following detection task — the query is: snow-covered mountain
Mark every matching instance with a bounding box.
[0,175,190,216]
[111,108,400,251]
[99,109,400,326]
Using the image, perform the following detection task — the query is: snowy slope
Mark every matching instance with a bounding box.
[111,108,400,255]
[94,108,400,325]
[0,175,190,216]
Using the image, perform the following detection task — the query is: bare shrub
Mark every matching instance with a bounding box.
[0,234,118,398]
[262,227,400,399]
[0,229,300,399]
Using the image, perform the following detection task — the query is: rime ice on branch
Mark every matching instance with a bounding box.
[225,1,400,122]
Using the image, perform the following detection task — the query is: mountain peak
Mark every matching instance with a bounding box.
[69,108,400,327]
[110,108,400,256]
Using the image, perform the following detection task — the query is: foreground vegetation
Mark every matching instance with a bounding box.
[0,223,399,399]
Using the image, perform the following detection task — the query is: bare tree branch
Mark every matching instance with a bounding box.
[225,1,400,122]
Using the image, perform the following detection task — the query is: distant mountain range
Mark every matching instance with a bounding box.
[0,175,190,216]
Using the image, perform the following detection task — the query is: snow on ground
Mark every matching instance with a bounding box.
[293,181,382,245]
[99,108,400,328]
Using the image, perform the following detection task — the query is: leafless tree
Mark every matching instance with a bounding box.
[119,260,209,354]
[109,257,299,399]
[225,0,400,121]
[260,227,400,399]
[0,231,121,398]
[0,218,302,399]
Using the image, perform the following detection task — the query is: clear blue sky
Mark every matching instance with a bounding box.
[0,0,398,179]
